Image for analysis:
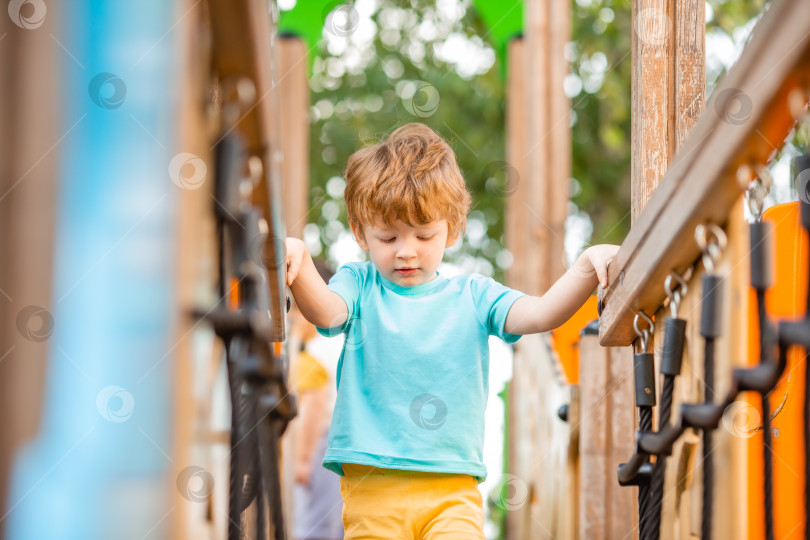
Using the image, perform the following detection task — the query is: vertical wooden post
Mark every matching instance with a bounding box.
[505,37,528,293]
[521,0,569,296]
[0,7,60,532]
[278,35,310,240]
[631,0,705,222]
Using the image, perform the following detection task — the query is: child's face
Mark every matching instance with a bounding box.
[352,218,456,287]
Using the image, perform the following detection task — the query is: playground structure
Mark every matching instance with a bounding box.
[1,1,809,540]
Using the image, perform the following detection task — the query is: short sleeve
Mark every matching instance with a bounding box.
[470,276,526,343]
[316,264,361,337]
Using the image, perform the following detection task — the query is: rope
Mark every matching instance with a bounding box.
[702,337,715,540]
[646,374,675,540]
[638,406,653,539]
[756,288,775,540]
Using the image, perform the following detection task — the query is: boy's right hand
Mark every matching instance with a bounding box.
[285,237,308,286]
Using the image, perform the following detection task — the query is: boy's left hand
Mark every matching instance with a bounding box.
[582,244,620,289]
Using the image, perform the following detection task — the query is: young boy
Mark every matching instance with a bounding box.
[285,123,618,539]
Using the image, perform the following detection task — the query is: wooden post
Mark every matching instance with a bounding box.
[278,35,310,240]
[507,0,571,295]
[505,37,529,293]
[0,7,60,532]
[631,0,705,222]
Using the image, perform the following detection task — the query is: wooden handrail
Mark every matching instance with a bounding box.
[599,0,810,346]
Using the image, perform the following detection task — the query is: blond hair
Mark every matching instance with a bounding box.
[344,123,471,241]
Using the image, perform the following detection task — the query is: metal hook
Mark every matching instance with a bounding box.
[633,311,653,353]
[695,223,727,273]
[665,271,688,318]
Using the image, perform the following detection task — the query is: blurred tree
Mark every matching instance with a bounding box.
[284,0,768,282]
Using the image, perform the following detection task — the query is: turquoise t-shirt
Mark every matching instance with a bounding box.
[316,261,526,483]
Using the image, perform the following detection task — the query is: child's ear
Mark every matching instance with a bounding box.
[350,222,370,251]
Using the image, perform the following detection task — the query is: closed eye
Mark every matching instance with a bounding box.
[417,236,433,241]
[379,237,396,243]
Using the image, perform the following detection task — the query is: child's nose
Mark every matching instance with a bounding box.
[396,239,417,259]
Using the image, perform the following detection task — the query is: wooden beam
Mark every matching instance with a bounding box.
[206,0,287,341]
[599,0,810,345]
[278,36,310,240]
[521,0,569,296]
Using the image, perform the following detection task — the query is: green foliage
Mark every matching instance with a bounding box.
[297,0,769,277]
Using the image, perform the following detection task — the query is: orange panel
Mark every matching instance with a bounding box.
[747,202,808,540]
[551,295,599,384]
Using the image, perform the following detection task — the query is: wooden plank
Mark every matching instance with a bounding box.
[578,336,636,539]
[599,0,810,345]
[578,334,610,539]
[278,36,310,240]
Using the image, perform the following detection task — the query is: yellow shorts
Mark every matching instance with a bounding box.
[339,463,485,540]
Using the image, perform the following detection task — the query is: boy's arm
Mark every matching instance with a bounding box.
[504,244,618,335]
[285,238,348,329]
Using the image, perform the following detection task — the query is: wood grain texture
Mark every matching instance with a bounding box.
[278,36,310,240]
[599,0,810,345]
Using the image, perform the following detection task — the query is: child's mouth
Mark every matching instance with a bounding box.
[396,268,418,276]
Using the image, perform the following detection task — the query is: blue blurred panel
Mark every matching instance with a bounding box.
[6,0,180,538]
